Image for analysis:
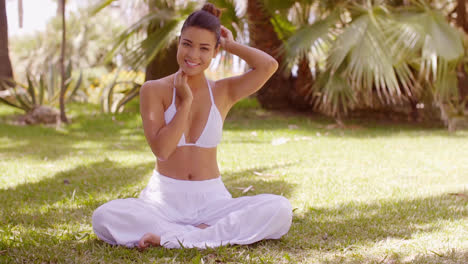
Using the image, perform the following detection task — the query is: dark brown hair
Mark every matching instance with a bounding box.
[181,3,222,47]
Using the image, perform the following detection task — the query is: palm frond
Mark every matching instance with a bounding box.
[26,73,36,106]
[281,12,339,70]
[312,70,355,117]
[328,14,368,75]
[125,19,181,69]
[89,0,119,16]
[261,0,297,14]
[102,9,176,64]
[433,59,459,101]
[328,8,420,106]
[398,10,464,61]
[103,2,199,70]
[210,0,246,40]
[394,8,463,102]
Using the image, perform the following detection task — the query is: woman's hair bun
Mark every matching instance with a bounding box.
[202,3,222,18]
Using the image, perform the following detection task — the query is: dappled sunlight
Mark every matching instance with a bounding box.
[1,102,467,263]
[286,193,467,261]
[1,160,155,229]
[0,138,29,149]
[221,163,299,199]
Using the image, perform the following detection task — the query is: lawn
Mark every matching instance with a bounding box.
[0,100,467,263]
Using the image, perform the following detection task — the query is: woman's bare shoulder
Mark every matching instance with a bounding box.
[140,76,176,103]
[141,76,174,94]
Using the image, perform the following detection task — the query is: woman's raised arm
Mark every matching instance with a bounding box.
[218,26,278,106]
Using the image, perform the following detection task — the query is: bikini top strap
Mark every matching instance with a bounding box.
[171,78,176,106]
[207,79,214,103]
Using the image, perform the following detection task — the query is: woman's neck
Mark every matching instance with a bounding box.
[186,73,207,93]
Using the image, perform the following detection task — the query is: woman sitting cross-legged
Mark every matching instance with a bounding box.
[92,2,292,249]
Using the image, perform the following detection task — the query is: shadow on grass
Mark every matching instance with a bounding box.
[319,248,468,264]
[287,193,468,252]
[0,116,149,161]
[222,163,298,199]
[0,159,155,228]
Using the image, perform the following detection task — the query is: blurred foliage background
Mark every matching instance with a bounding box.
[0,0,467,129]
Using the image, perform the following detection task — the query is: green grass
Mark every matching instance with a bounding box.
[0,100,467,263]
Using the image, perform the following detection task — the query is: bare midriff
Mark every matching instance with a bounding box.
[156,147,220,181]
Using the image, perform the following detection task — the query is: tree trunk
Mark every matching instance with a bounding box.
[457,64,468,102]
[145,40,179,81]
[456,0,467,33]
[0,0,13,89]
[18,0,23,28]
[59,0,68,123]
[247,0,291,109]
[456,0,468,103]
[290,56,314,111]
[57,0,63,16]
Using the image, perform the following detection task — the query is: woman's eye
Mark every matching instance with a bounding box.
[201,48,209,51]
[183,43,190,46]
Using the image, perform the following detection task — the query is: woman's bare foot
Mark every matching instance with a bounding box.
[138,233,161,250]
[196,223,209,229]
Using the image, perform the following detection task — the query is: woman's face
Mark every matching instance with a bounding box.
[177,26,219,76]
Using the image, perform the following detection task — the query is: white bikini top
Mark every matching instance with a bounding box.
[164,79,223,148]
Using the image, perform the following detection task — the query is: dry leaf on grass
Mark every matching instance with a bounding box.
[242,185,254,193]
[253,171,278,177]
[449,193,468,198]
[234,186,254,193]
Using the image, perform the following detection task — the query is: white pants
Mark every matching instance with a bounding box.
[92,170,292,249]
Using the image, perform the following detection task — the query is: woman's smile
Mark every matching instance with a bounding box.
[185,59,200,68]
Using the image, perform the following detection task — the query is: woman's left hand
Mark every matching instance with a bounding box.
[220,25,234,50]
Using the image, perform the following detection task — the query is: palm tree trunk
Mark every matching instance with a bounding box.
[144,2,179,81]
[456,0,467,33]
[145,40,179,81]
[247,0,291,109]
[456,0,468,102]
[57,0,63,16]
[0,0,13,89]
[59,0,68,123]
[18,0,23,28]
[291,56,314,111]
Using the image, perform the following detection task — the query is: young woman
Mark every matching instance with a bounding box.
[92,3,292,249]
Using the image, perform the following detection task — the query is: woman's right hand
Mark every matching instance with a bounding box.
[174,69,193,103]
[220,25,234,50]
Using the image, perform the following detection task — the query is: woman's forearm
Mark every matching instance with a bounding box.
[150,100,192,160]
[224,40,277,71]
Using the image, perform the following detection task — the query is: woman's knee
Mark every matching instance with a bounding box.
[92,202,117,244]
[273,195,293,223]
[92,204,108,228]
[258,194,293,222]
[260,195,293,237]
